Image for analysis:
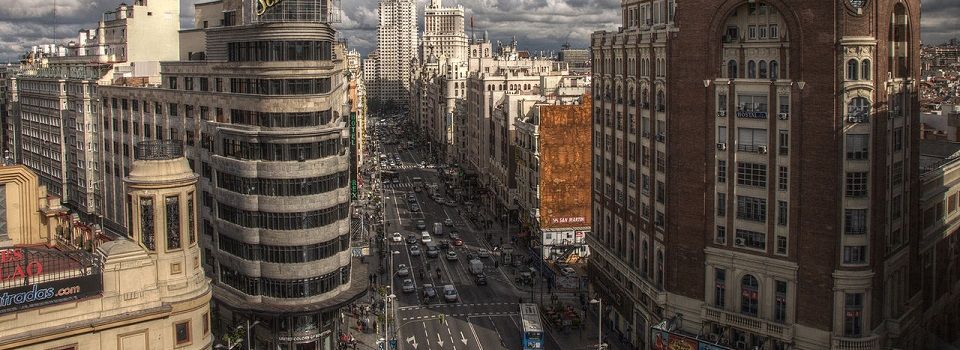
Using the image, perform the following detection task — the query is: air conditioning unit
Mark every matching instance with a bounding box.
[734,237,745,246]
[777,113,789,120]
[758,146,768,154]
[717,142,727,150]
[717,111,727,118]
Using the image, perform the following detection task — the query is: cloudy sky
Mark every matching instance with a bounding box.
[0,0,958,62]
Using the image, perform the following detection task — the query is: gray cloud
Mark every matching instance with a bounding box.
[0,0,957,62]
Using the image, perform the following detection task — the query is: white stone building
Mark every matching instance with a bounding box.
[369,0,417,103]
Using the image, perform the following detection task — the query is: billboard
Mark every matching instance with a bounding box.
[0,247,103,314]
[651,327,732,350]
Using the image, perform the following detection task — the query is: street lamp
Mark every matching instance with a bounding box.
[386,251,400,345]
[590,299,605,350]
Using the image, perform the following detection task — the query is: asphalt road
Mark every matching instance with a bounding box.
[373,120,560,350]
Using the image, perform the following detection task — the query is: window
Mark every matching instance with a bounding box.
[844,209,867,235]
[735,229,766,250]
[718,160,727,183]
[655,250,664,287]
[168,76,178,89]
[717,193,726,217]
[843,246,867,264]
[861,60,871,80]
[166,196,181,250]
[846,134,869,160]
[776,235,787,255]
[847,59,859,80]
[740,275,759,316]
[891,160,904,184]
[736,196,767,222]
[747,60,757,78]
[891,195,902,219]
[175,320,191,345]
[188,195,196,245]
[748,25,757,40]
[770,60,779,80]
[769,24,779,39]
[737,128,767,152]
[778,166,788,191]
[844,293,864,336]
[184,77,194,90]
[737,95,768,118]
[714,268,726,308]
[847,97,871,122]
[893,127,903,151]
[774,281,787,323]
[777,201,788,226]
[140,197,155,250]
[950,193,958,213]
[199,77,209,91]
[736,162,767,187]
[845,172,868,197]
[727,60,738,78]
[202,313,210,335]
[758,60,768,79]
[778,130,789,155]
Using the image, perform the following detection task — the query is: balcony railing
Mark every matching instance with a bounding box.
[832,335,880,350]
[703,306,794,341]
[135,140,184,160]
[846,114,870,123]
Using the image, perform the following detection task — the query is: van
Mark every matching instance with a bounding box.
[425,242,439,258]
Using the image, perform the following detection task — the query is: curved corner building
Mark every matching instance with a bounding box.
[97,0,367,348]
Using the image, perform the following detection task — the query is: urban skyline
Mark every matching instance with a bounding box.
[2,0,960,62]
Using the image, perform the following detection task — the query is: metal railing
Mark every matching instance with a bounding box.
[135,140,184,160]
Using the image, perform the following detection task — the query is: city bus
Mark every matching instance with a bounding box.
[520,303,544,350]
[412,177,424,191]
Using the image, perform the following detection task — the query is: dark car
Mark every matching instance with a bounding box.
[438,241,450,250]
[422,284,437,300]
[475,273,488,286]
[406,234,418,244]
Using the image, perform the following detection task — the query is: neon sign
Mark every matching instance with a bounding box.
[256,0,286,16]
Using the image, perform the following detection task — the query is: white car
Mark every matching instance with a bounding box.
[445,251,458,261]
[477,249,490,259]
[421,232,432,244]
[402,279,416,293]
[397,264,410,277]
[443,285,459,302]
[391,232,403,242]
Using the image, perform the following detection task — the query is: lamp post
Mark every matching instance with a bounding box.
[590,299,605,350]
[385,251,399,345]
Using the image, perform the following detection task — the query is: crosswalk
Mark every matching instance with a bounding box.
[382,182,416,189]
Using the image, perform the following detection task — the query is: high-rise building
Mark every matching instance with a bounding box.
[368,0,417,103]
[591,1,921,349]
[421,0,467,62]
[0,144,213,349]
[4,0,180,228]
[96,0,367,348]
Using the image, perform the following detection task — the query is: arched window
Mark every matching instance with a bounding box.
[847,59,859,80]
[741,275,759,316]
[769,61,779,80]
[848,97,871,120]
[629,86,636,106]
[727,60,738,78]
[642,88,649,107]
[747,60,757,78]
[655,249,664,288]
[656,90,665,111]
[642,241,649,277]
[861,59,871,80]
[758,60,768,79]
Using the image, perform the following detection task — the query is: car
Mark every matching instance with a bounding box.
[410,205,420,213]
[438,241,450,250]
[392,178,401,184]
[409,245,422,256]
[478,249,490,259]
[445,251,458,261]
[416,220,427,230]
[406,197,417,203]
[443,218,454,226]
[560,267,576,276]
[442,285,459,302]
[475,273,488,286]
[422,284,437,299]
[406,234,418,244]
[444,199,457,207]
[465,252,476,261]
[421,232,432,244]
[397,264,410,277]
[402,279,415,293]
[392,232,403,242]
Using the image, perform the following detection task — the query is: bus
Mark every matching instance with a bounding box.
[520,303,544,350]
[412,177,424,191]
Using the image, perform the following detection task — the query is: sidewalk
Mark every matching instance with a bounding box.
[548,306,638,350]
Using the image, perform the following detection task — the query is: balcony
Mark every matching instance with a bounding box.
[832,335,880,350]
[846,114,869,124]
[703,306,794,341]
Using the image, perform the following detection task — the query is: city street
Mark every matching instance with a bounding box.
[370,117,565,350]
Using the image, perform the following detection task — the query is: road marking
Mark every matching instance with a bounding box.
[407,335,419,349]
[467,316,485,350]
[460,331,468,345]
[424,327,431,346]
[436,333,445,347]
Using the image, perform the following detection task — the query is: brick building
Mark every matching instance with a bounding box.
[590,0,922,349]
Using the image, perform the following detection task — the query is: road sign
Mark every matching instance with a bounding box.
[352,248,363,257]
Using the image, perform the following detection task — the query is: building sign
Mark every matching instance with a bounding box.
[0,274,101,314]
[256,0,287,16]
[278,329,331,342]
[550,217,586,225]
[735,111,767,119]
[651,325,733,350]
[0,247,103,314]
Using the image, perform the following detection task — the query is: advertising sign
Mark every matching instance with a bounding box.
[0,274,102,314]
[651,327,733,350]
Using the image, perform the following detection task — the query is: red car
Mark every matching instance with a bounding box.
[452,238,464,246]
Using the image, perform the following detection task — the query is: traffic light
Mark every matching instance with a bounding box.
[439,314,445,323]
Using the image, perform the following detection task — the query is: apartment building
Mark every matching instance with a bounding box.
[421,0,467,62]
[96,0,366,348]
[514,77,592,260]
[368,0,417,103]
[5,0,179,227]
[591,1,921,349]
